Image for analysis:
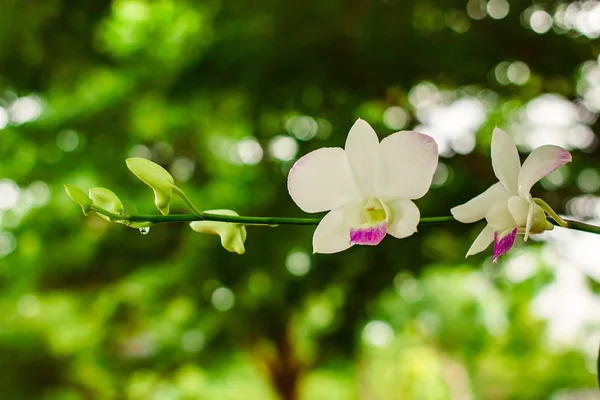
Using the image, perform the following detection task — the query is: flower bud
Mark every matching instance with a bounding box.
[190,210,247,255]
[126,158,175,215]
[64,184,93,215]
[89,187,124,221]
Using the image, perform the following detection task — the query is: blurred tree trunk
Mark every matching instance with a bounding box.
[266,322,301,400]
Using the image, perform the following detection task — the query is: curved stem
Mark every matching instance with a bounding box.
[534,198,569,228]
[172,186,203,216]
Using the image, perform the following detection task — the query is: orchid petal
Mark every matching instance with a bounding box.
[288,148,359,213]
[451,182,510,223]
[492,227,518,263]
[524,202,534,242]
[312,207,353,254]
[491,128,521,195]
[518,145,572,198]
[386,199,420,239]
[345,119,379,196]
[376,131,438,200]
[350,222,387,246]
[466,225,494,257]
[349,199,388,246]
[507,196,529,227]
[485,203,516,232]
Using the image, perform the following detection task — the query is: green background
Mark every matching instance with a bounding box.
[0,0,599,398]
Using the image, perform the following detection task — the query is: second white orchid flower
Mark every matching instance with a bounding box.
[451,127,571,262]
[288,118,438,254]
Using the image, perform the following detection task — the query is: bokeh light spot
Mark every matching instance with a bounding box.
[0,107,8,130]
[170,157,195,181]
[10,95,43,125]
[286,250,311,276]
[0,231,16,257]
[0,180,20,210]
[56,130,80,152]
[362,320,394,347]
[17,294,40,318]
[506,61,530,85]
[268,136,298,162]
[487,0,509,20]
[383,106,409,130]
[128,144,152,159]
[237,138,263,165]
[181,329,205,352]
[431,163,451,187]
[211,287,235,311]
[445,9,471,33]
[577,169,600,193]
[466,0,487,20]
[529,10,553,34]
[286,116,318,141]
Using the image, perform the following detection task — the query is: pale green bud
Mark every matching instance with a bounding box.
[89,187,124,221]
[528,203,554,234]
[126,158,175,215]
[64,184,93,215]
[190,210,247,255]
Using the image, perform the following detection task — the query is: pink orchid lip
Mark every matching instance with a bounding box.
[350,222,387,246]
[492,227,518,263]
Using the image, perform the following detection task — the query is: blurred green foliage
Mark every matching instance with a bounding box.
[0,0,599,399]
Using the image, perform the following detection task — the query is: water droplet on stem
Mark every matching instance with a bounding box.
[139,226,150,235]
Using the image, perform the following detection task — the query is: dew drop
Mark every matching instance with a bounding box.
[139,226,150,235]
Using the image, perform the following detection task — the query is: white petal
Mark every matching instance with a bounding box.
[386,199,420,239]
[345,119,380,196]
[466,225,494,257]
[376,131,438,200]
[485,203,516,232]
[451,182,510,223]
[507,196,529,227]
[524,201,534,242]
[288,148,359,213]
[491,128,521,195]
[517,145,572,198]
[312,207,353,254]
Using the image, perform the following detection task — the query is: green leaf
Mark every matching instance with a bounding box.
[64,184,93,216]
[126,157,175,215]
[89,187,124,221]
[190,210,247,255]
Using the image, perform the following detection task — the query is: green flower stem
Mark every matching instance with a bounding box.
[534,198,569,228]
[89,206,600,235]
[561,219,600,235]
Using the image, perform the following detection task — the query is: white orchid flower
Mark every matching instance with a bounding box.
[451,127,571,262]
[288,118,438,254]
